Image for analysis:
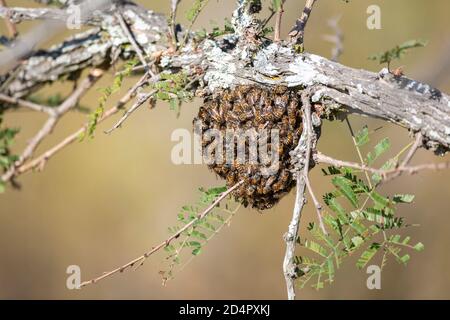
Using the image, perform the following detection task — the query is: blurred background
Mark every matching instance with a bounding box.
[1,0,450,299]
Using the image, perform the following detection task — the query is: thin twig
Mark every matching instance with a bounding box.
[288,0,317,50]
[273,0,286,42]
[323,16,343,62]
[383,132,423,183]
[169,0,181,49]
[180,0,211,48]
[0,0,17,37]
[116,12,148,70]
[14,71,152,177]
[315,151,450,180]
[79,180,244,288]
[105,89,157,134]
[0,93,55,115]
[1,69,103,182]
[345,117,372,189]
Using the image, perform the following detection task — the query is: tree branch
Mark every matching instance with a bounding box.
[79,180,244,288]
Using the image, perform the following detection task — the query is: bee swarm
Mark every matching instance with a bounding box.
[195,85,316,210]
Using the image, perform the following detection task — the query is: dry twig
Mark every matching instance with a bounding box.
[288,0,318,50]
[79,180,244,288]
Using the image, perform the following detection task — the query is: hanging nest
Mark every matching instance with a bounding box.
[194,85,310,210]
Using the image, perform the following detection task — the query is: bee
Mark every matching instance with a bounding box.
[197,106,210,122]
[287,98,298,117]
[272,170,290,192]
[285,131,294,145]
[274,85,288,95]
[392,66,404,77]
[226,112,240,126]
[273,105,285,119]
[247,88,260,105]
[262,107,275,122]
[258,90,270,108]
[263,175,277,194]
[209,107,224,123]
[226,172,237,186]
[256,182,265,195]
[274,94,289,108]
[238,110,253,122]
[246,185,256,196]
[277,143,285,157]
[235,85,251,101]
[253,106,264,124]
[249,172,261,185]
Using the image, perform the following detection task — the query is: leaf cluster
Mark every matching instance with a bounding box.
[296,128,423,289]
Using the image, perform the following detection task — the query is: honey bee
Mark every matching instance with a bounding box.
[247,88,260,105]
[232,160,246,175]
[392,66,404,77]
[226,172,236,186]
[249,172,261,185]
[197,106,209,121]
[235,85,251,101]
[263,175,277,194]
[274,85,288,95]
[262,107,275,122]
[252,106,264,124]
[258,90,270,108]
[272,169,290,192]
[246,185,256,196]
[274,94,289,108]
[209,107,224,123]
[273,105,285,119]
[287,98,298,117]
[285,131,294,145]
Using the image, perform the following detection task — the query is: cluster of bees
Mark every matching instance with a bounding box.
[195,85,305,210]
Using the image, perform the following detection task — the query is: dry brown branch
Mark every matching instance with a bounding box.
[315,151,450,181]
[273,0,286,42]
[0,93,55,114]
[13,71,155,177]
[79,180,244,288]
[1,69,104,182]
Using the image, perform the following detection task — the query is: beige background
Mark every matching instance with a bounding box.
[1,0,450,299]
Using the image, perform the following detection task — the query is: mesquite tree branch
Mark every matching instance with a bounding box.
[79,180,244,288]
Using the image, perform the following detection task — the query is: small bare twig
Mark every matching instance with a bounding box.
[169,0,181,49]
[0,93,55,115]
[323,15,343,62]
[273,0,286,42]
[288,0,318,50]
[79,180,244,288]
[315,151,450,181]
[116,12,148,70]
[1,69,104,182]
[0,0,17,38]
[13,71,152,178]
[105,89,157,134]
[345,117,373,189]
